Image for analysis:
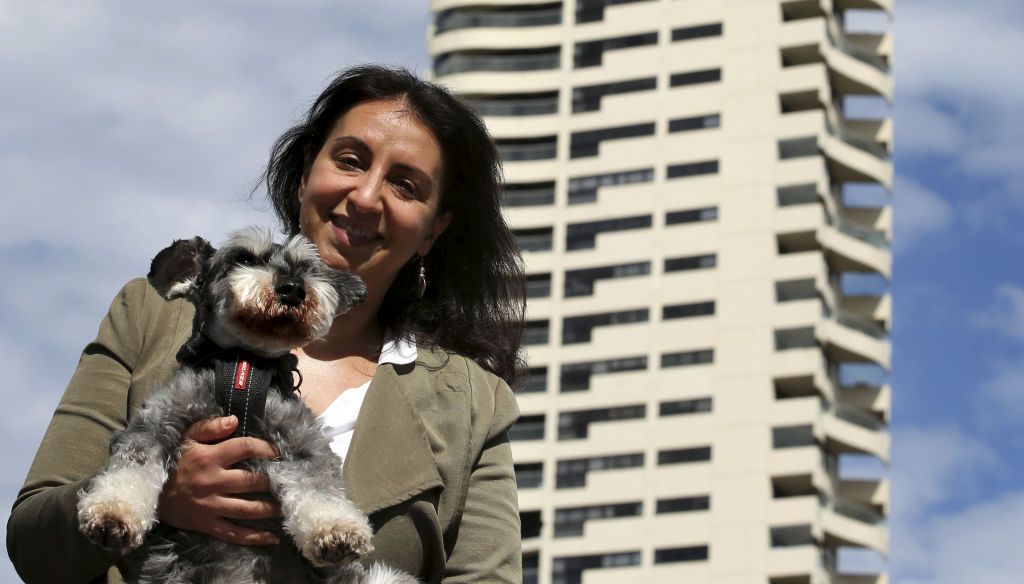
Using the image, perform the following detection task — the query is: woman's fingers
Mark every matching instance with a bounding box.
[212,493,282,520]
[205,516,279,546]
[185,415,239,442]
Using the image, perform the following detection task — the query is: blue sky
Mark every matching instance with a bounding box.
[1,1,1022,582]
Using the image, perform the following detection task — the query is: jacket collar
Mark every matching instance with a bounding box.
[340,346,446,516]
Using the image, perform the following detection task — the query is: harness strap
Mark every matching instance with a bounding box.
[214,356,274,439]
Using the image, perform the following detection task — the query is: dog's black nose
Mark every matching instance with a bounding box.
[275,280,306,308]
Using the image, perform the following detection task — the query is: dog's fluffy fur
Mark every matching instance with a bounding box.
[76,227,417,584]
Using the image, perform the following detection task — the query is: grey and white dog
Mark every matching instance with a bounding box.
[77,226,416,584]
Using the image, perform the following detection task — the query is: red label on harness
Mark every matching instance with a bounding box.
[234,360,250,390]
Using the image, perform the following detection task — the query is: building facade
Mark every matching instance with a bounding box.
[427,1,893,582]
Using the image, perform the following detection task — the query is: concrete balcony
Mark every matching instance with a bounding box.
[817,311,891,368]
[838,477,888,517]
[834,0,893,15]
[838,573,888,584]
[432,68,564,97]
[817,403,889,462]
[845,118,893,155]
[767,545,829,584]
[774,205,891,280]
[779,18,892,100]
[841,293,890,333]
[838,382,890,423]
[820,131,892,189]
[819,497,888,554]
[431,0,560,12]
[485,113,562,138]
[428,21,563,55]
[818,224,891,278]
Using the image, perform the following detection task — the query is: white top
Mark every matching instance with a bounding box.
[316,335,418,465]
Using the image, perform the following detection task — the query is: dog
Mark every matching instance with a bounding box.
[77,226,416,584]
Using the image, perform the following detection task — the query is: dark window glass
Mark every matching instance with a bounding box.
[657,446,712,465]
[667,160,719,179]
[568,168,654,204]
[522,367,548,393]
[524,552,539,584]
[575,0,653,23]
[514,227,553,252]
[562,309,649,344]
[496,136,557,162]
[778,137,819,159]
[551,551,642,584]
[566,215,652,250]
[656,495,710,513]
[558,404,646,440]
[662,301,715,320]
[434,49,560,76]
[436,5,562,33]
[572,77,657,113]
[554,502,642,537]
[527,273,552,298]
[560,356,648,392]
[574,32,658,68]
[570,122,655,158]
[671,22,723,41]
[515,462,543,488]
[666,207,718,225]
[659,397,712,416]
[565,262,650,297]
[664,254,716,272]
[504,181,556,207]
[670,68,722,86]
[556,453,644,488]
[523,320,549,345]
[654,545,709,563]
[510,414,545,441]
[669,113,721,133]
[661,349,714,368]
[772,425,816,448]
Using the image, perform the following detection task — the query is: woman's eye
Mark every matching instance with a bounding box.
[336,155,362,170]
[394,179,418,198]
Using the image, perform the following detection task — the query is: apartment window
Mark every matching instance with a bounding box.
[667,160,719,179]
[565,261,650,297]
[775,279,817,302]
[669,113,721,133]
[774,327,816,350]
[523,552,539,584]
[658,446,712,465]
[520,509,542,539]
[670,68,722,86]
[770,525,815,547]
[510,414,545,441]
[574,32,658,68]
[522,366,548,393]
[496,136,557,161]
[562,308,649,344]
[572,77,657,113]
[656,495,710,513]
[570,122,655,158]
[515,462,543,488]
[524,320,550,345]
[659,397,712,416]
[503,181,555,207]
[560,356,648,392]
[772,425,816,449]
[467,91,559,117]
[654,545,709,563]
[556,453,644,488]
[527,273,552,298]
[666,207,718,225]
[433,48,560,75]
[661,349,714,368]
[566,215,652,250]
[662,301,715,320]
[552,551,642,584]
[554,502,642,537]
[514,227,553,252]
[576,0,653,23]
[568,168,654,204]
[664,254,716,272]
[778,137,819,159]
[558,404,646,439]
[671,22,723,41]
[777,183,819,206]
[436,4,561,33]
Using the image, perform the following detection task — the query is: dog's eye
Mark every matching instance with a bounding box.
[235,252,258,267]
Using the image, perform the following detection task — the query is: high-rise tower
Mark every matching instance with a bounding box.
[427,1,893,582]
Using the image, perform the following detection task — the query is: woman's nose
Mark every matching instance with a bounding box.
[348,170,385,213]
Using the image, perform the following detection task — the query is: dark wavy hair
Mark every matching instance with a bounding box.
[261,65,526,385]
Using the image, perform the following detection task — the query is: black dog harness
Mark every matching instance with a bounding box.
[177,336,301,440]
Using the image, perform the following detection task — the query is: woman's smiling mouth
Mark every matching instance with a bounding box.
[331,215,381,246]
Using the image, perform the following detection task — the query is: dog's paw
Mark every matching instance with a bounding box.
[304,518,374,567]
[78,504,147,553]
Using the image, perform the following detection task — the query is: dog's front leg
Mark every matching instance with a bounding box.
[78,369,218,553]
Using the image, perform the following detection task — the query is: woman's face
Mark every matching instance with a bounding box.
[298,99,451,307]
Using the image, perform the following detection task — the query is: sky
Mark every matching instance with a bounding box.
[0,0,1022,582]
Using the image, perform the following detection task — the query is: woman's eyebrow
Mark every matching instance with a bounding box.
[331,135,435,193]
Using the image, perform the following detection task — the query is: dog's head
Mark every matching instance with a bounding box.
[148,226,367,356]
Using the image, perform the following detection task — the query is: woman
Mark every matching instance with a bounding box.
[7,65,526,583]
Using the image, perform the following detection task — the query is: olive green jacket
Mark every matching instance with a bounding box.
[7,278,521,583]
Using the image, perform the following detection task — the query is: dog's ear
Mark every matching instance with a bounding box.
[328,270,368,316]
[147,236,215,300]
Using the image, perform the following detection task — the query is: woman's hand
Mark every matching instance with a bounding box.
[158,415,282,545]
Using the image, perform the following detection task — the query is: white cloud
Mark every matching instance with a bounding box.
[892,176,954,253]
[971,284,1024,342]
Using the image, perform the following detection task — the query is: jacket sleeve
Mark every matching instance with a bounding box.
[6,279,154,584]
[444,376,521,583]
